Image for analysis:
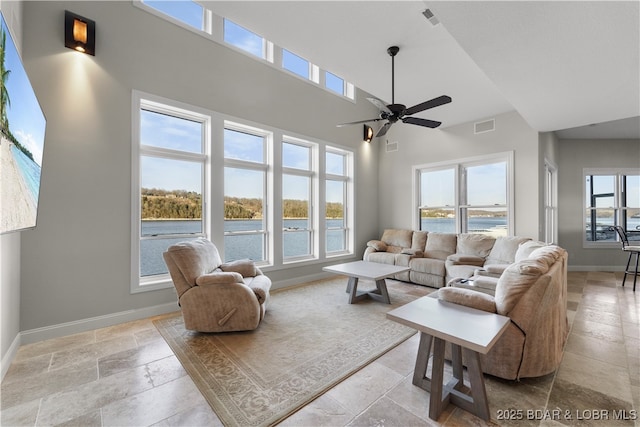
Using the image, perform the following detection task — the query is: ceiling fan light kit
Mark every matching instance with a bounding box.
[338,46,452,138]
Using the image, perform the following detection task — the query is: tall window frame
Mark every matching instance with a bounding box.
[325,147,354,256]
[223,122,272,264]
[131,93,211,293]
[414,152,514,236]
[544,160,558,243]
[281,137,317,262]
[583,168,640,246]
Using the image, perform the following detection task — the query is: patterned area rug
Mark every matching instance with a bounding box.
[154,277,432,426]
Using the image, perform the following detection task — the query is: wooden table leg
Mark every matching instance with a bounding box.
[413,332,433,390]
[374,278,391,304]
[347,276,359,303]
[462,347,490,420]
[428,337,448,420]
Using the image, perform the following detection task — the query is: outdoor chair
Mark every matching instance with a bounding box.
[611,226,640,291]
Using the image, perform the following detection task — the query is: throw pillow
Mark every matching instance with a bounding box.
[220,259,257,277]
[367,240,388,251]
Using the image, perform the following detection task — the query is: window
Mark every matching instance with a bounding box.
[133,96,209,292]
[133,93,355,291]
[326,148,352,254]
[224,125,270,262]
[325,71,345,95]
[584,169,640,244]
[142,0,205,31]
[223,18,266,59]
[416,153,513,236]
[544,161,558,243]
[282,140,315,260]
[282,49,310,79]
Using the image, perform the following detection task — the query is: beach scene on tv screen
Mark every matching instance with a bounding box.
[0,13,47,234]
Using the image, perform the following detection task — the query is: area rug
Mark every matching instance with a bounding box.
[154,277,432,426]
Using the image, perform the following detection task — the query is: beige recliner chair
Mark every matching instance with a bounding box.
[163,239,271,332]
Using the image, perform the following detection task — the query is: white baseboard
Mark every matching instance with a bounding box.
[19,301,179,346]
[1,333,21,381]
[568,265,624,272]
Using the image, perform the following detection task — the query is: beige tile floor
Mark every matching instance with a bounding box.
[1,271,638,426]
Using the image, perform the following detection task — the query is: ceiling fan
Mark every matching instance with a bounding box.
[338,46,452,138]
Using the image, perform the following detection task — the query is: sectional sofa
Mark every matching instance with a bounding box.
[364,229,569,379]
[364,229,531,288]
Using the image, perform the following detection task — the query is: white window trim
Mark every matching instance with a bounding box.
[325,146,354,257]
[412,151,514,235]
[131,91,211,294]
[583,167,640,248]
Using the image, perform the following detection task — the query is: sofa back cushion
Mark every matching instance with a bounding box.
[424,233,457,260]
[485,236,531,265]
[380,229,413,253]
[411,231,428,252]
[165,239,222,286]
[456,233,495,258]
[514,240,548,262]
[495,258,549,315]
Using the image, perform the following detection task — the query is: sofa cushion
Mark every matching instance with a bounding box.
[495,258,550,315]
[367,239,388,251]
[486,236,531,265]
[528,245,564,268]
[437,287,497,313]
[424,233,457,260]
[411,231,428,252]
[456,233,495,258]
[367,252,397,265]
[446,254,485,266]
[381,229,413,248]
[514,240,548,262]
[410,257,446,276]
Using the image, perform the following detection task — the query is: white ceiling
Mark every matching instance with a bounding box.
[204,1,640,139]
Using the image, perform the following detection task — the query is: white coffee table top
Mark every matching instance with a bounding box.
[387,296,510,354]
[323,260,410,281]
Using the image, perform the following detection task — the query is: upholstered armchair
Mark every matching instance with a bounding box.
[163,239,271,332]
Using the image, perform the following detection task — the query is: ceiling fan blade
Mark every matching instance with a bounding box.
[336,118,382,127]
[366,97,392,114]
[404,95,452,116]
[376,121,393,137]
[402,117,442,128]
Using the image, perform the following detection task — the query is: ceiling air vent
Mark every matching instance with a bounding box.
[386,140,399,153]
[474,119,495,134]
[422,9,440,26]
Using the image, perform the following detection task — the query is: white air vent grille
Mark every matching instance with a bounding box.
[474,119,495,134]
[386,141,399,152]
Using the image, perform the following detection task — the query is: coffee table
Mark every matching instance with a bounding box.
[387,296,510,421]
[322,260,410,304]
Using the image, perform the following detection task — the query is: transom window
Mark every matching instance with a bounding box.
[142,0,205,30]
[415,153,513,236]
[584,169,640,245]
[223,18,267,59]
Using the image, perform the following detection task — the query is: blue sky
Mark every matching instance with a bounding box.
[2,14,46,166]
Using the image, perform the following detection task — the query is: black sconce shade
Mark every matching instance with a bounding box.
[65,10,95,56]
[363,124,374,142]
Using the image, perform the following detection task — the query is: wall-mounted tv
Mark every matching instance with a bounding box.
[0,11,47,234]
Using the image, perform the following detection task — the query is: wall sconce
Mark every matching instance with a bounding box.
[65,10,95,56]
[363,124,374,143]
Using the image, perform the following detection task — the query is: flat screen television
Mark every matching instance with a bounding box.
[0,11,47,234]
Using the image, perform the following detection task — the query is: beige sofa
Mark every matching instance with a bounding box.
[431,243,569,380]
[364,229,531,288]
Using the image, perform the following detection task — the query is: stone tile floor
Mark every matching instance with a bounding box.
[1,271,638,426]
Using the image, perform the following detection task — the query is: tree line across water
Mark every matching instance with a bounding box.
[141,188,343,220]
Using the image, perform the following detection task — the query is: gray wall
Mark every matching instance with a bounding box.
[18,1,380,332]
[1,0,24,377]
[375,110,542,239]
[557,138,640,269]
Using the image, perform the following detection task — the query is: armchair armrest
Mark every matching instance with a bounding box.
[220,259,258,277]
[196,272,244,285]
[437,287,497,313]
[367,239,388,252]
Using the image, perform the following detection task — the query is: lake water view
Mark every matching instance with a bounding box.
[140,216,640,277]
